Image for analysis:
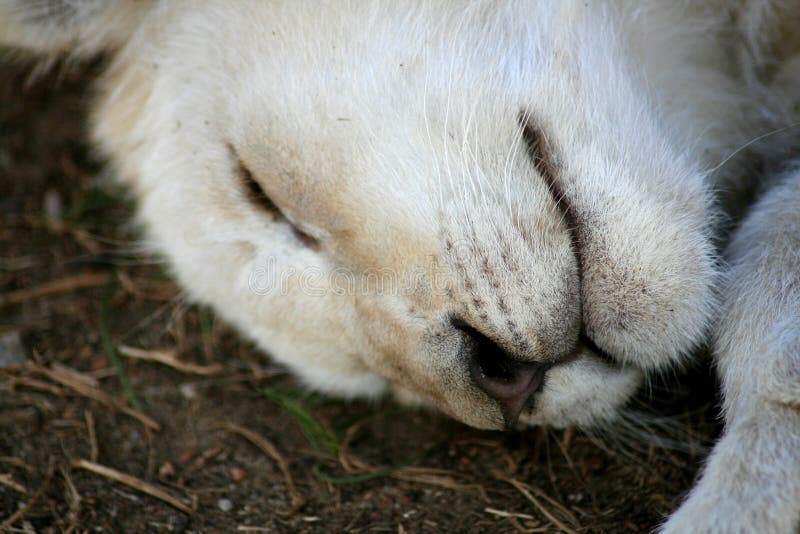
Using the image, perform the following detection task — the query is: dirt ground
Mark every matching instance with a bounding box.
[0,59,723,533]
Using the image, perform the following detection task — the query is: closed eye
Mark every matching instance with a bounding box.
[518,112,563,206]
[518,111,580,250]
[228,143,319,248]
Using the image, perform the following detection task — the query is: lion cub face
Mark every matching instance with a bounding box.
[19,1,719,430]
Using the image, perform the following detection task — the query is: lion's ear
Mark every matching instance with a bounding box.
[0,1,152,57]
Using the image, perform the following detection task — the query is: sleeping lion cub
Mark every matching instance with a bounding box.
[3,1,799,531]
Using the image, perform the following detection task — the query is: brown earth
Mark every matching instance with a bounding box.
[0,59,722,533]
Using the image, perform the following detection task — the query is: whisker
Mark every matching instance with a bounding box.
[706,121,800,175]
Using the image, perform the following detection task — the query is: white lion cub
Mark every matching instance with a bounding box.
[2,1,798,532]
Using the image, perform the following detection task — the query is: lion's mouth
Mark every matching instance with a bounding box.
[579,333,619,367]
[516,333,621,425]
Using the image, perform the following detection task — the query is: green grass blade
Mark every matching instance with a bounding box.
[312,463,403,484]
[261,387,339,456]
[100,273,141,410]
[197,306,213,344]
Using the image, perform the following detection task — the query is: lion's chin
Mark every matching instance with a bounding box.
[518,353,643,429]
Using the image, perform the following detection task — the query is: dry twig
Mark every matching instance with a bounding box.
[85,410,98,463]
[0,459,54,531]
[51,362,99,388]
[60,466,82,529]
[219,422,305,511]
[494,471,580,534]
[0,272,108,307]
[0,473,27,494]
[33,363,160,430]
[71,459,195,514]
[0,457,33,471]
[484,507,537,520]
[116,271,179,301]
[119,345,223,376]
[338,417,484,494]
[393,467,483,493]
[8,376,67,396]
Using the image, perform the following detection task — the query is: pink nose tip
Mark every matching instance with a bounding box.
[454,319,552,428]
[471,355,550,428]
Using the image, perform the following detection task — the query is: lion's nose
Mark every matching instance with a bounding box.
[454,319,552,428]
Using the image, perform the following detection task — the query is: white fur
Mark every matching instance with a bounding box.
[2,1,798,531]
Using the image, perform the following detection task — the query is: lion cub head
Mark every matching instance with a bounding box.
[2,1,721,430]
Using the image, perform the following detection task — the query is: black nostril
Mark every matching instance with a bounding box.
[467,326,518,381]
[453,318,551,428]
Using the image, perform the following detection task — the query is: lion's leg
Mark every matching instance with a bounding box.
[662,171,800,534]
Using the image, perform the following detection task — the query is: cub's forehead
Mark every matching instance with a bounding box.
[155,1,564,109]
[136,1,603,245]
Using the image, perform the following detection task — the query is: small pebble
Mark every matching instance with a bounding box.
[0,331,26,367]
[90,355,110,371]
[179,383,197,400]
[43,188,63,221]
[178,449,196,463]
[217,498,233,512]
[158,462,175,479]
[230,467,247,482]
